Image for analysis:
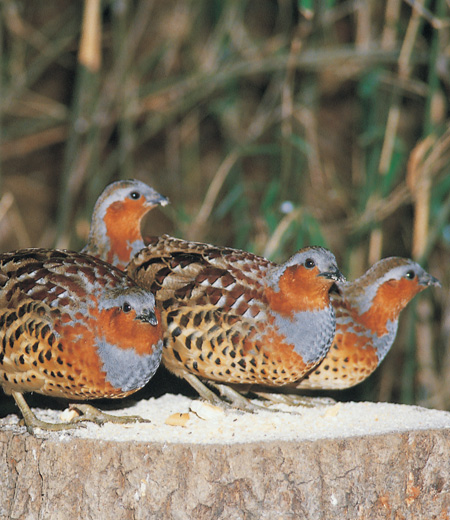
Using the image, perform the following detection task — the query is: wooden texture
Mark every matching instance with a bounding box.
[1,426,449,519]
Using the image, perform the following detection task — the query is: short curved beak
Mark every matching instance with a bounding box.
[146,192,169,208]
[422,273,441,288]
[137,309,158,326]
[318,268,346,283]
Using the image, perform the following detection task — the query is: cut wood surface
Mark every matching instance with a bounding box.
[1,395,450,519]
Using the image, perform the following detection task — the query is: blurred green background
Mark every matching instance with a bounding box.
[0,0,449,411]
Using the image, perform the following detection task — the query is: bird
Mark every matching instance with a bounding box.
[0,248,163,434]
[81,179,169,270]
[126,234,344,410]
[294,257,441,390]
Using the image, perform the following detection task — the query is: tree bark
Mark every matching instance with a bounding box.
[1,423,449,519]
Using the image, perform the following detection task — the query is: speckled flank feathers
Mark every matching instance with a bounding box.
[297,257,440,390]
[126,235,344,390]
[82,179,168,270]
[0,248,163,427]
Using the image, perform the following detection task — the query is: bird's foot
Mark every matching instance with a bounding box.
[254,392,336,408]
[208,382,275,413]
[68,404,149,425]
[18,415,86,435]
[13,391,86,435]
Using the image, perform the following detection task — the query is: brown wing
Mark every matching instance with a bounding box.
[128,234,272,314]
[0,299,60,395]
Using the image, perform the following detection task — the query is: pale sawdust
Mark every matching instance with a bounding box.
[2,394,450,444]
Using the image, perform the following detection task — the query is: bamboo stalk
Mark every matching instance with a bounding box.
[55,0,102,248]
[0,6,3,189]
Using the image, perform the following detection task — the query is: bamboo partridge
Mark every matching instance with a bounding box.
[0,248,163,433]
[296,257,440,390]
[82,179,168,270]
[126,234,344,409]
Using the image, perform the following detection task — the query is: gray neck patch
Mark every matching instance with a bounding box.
[124,238,146,262]
[270,305,336,364]
[373,319,398,362]
[100,238,145,267]
[96,338,163,392]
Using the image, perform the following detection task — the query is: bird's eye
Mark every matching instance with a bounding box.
[405,270,415,280]
[305,258,316,269]
[129,191,141,200]
[122,302,132,313]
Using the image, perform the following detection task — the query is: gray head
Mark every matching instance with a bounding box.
[267,246,345,289]
[346,257,441,314]
[362,257,439,286]
[93,179,169,217]
[82,179,169,266]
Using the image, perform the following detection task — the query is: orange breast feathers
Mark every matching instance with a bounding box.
[53,321,106,377]
[57,305,162,362]
[103,198,148,262]
[357,277,423,335]
[96,306,163,357]
[265,264,333,317]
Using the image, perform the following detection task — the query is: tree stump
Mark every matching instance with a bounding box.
[1,395,450,519]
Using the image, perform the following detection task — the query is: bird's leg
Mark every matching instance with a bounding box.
[12,391,83,435]
[210,384,330,412]
[183,372,261,411]
[207,382,273,412]
[12,392,147,434]
[183,372,291,413]
[183,372,225,406]
[68,404,149,425]
[254,391,336,407]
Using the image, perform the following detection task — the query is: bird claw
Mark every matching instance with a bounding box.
[18,415,87,435]
[254,392,336,408]
[13,391,86,434]
[200,381,334,413]
[182,372,271,412]
[69,404,149,425]
[208,382,274,413]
